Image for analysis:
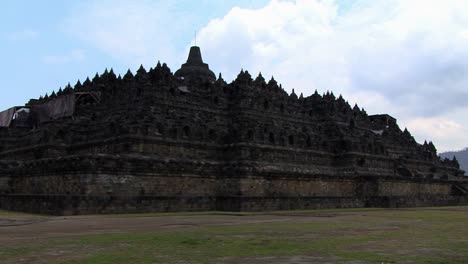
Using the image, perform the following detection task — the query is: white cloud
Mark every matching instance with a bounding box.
[197,0,468,151]
[405,116,468,152]
[42,49,86,64]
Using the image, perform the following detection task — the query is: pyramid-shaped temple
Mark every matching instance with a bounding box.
[0,46,466,215]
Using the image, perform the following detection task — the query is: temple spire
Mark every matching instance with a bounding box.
[174,46,216,82]
[185,46,204,66]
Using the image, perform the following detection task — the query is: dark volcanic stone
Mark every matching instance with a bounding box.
[0,46,466,215]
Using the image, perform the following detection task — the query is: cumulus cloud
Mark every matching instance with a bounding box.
[405,115,468,152]
[197,0,468,151]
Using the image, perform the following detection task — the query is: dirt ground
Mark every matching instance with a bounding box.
[0,211,357,242]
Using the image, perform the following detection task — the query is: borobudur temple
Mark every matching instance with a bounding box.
[0,46,467,215]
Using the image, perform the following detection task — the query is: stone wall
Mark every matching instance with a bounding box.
[1,155,466,215]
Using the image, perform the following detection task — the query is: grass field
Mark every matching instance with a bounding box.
[1,207,467,263]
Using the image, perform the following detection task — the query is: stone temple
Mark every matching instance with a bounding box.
[0,46,467,215]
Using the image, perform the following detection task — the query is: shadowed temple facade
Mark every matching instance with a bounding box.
[0,46,467,215]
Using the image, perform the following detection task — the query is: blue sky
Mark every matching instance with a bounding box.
[1,0,468,152]
[0,0,270,107]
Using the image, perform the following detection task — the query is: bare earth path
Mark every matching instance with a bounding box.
[1,211,368,243]
[1,207,467,264]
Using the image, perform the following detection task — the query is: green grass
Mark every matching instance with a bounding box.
[2,207,468,264]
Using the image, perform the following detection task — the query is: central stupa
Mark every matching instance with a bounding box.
[174,46,216,82]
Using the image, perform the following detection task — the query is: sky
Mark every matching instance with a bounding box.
[1,0,467,152]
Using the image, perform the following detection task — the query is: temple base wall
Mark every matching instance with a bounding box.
[1,164,467,215]
[217,195,468,211]
[1,194,467,215]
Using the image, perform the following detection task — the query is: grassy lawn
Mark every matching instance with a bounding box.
[1,207,468,263]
